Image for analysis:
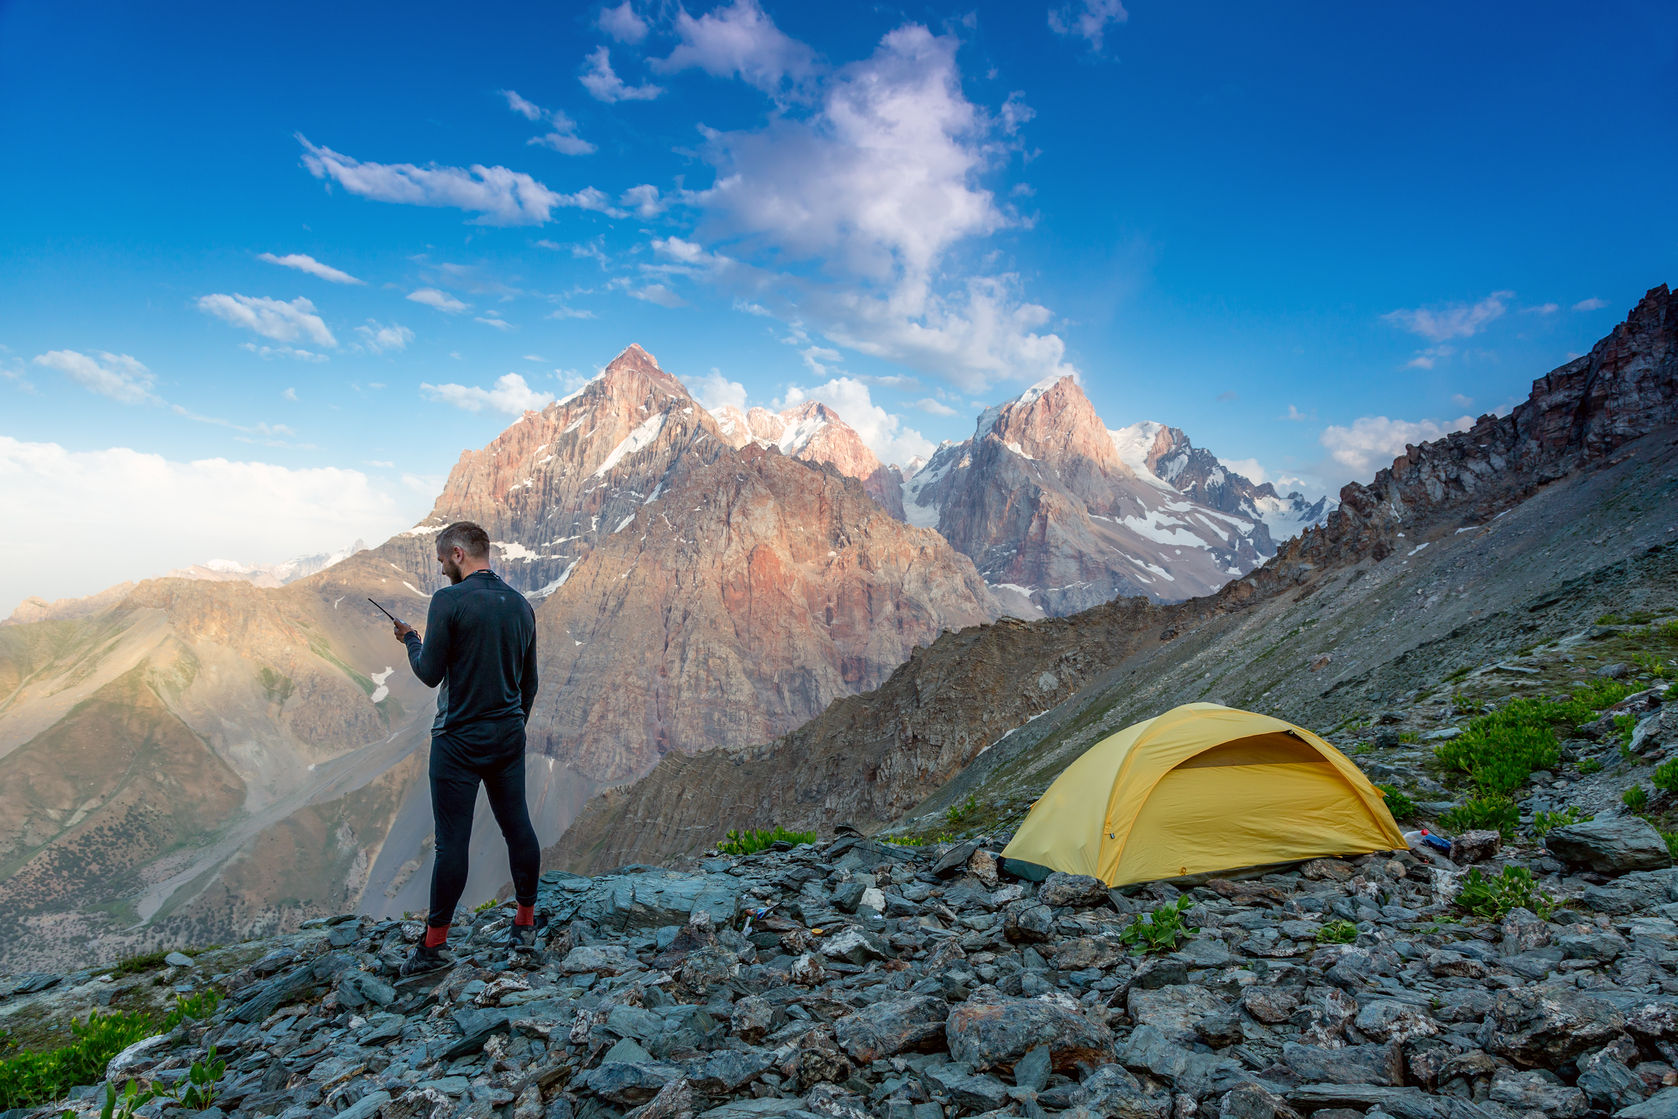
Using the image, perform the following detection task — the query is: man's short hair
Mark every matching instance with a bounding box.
[436,521,491,560]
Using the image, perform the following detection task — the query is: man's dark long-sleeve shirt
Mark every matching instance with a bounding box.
[403,569,538,748]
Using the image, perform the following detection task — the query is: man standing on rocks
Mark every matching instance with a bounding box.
[391,521,542,974]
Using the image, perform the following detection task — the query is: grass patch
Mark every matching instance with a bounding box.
[1653,759,1678,794]
[1439,795,1520,838]
[1435,680,1639,796]
[1119,896,1195,955]
[1598,610,1660,626]
[104,950,173,979]
[1624,785,1649,813]
[1632,652,1673,679]
[1576,757,1604,775]
[1531,807,1592,838]
[1454,866,1556,921]
[879,832,956,847]
[717,827,817,856]
[0,992,220,1110]
[945,793,980,827]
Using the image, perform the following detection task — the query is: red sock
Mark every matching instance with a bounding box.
[515,904,535,927]
[424,924,449,948]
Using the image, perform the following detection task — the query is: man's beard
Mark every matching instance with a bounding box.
[442,558,464,584]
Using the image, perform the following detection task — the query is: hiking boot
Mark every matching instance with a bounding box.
[400,943,450,976]
[508,912,548,953]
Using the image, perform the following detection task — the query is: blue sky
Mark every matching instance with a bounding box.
[2,0,1674,612]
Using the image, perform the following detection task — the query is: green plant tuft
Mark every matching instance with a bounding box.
[1119,896,1195,955]
[1531,807,1592,838]
[1576,757,1604,775]
[717,827,818,856]
[1439,795,1519,837]
[1454,865,1556,921]
[1624,785,1649,812]
[1375,784,1418,821]
[1315,919,1359,945]
[945,793,980,827]
[1435,681,1639,797]
[1653,759,1678,794]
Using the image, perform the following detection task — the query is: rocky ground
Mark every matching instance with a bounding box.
[11,664,1678,1119]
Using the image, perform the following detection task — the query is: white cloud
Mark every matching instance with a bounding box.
[547,306,597,320]
[1279,405,1312,421]
[775,376,933,467]
[498,91,598,155]
[1451,392,1475,409]
[168,405,301,446]
[913,397,957,416]
[500,89,544,120]
[523,353,545,362]
[197,293,337,347]
[581,46,664,103]
[1574,297,1607,312]
[1382,290,1512,342]
[1320,414,1476,478]
[34,350,159,404]
[621,184,665,217]
[407,288,469,313]
[692,370,748,415]
[1404,344,1454,370]
[240,342,329,362]
[598,1,649,43]
[657,0,816,95]
[421,372,554,414]
[282,387,299,401]
[1048,0,1129,51]
[684,24,1065,393]
[475,313,514,331]
[1522,302,1559,315]
[355,320,414,352]
[0,436,416,615]
[256,252,364,285]
[630,283,685,307]
[298,135,605,224]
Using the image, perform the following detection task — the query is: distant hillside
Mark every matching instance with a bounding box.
[549,284,1678,873]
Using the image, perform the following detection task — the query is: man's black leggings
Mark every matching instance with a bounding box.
[427,730,540,928]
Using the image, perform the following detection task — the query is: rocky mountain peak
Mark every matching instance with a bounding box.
[980,374,1129,477]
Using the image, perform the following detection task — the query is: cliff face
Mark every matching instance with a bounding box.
[1247,283,1678,591]
[712,400,906,519]
[550,285,1678,874]
[907,376,1273,614]
[524,441,997,782]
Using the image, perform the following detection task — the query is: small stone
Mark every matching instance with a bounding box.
[1038,872,1109,908]
[164,951,195,968]
[946,993,1116,1072]
[1448,830,1501,865]
[1003,903,1054,943]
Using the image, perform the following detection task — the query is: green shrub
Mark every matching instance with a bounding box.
[945,794,980,826]
[1435,682,1639,796]
[1632,652,1672,679]
[1652,759,1678,794]
[1576,757,1604,775]
[1624,785,1650,813]
[1664,831,1678,860]
[1454,866,1555,921]
[1531,807,1592,838]
[1439,795,1520,837]
[717,827,818,856]
[1375,784,1418,821]
[1315,919,1359,945]
[1119,896,1195,955]
[0,991,224,1111]
[104,951,172,979]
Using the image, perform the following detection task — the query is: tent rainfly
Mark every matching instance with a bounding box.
[1001,703,1407,886]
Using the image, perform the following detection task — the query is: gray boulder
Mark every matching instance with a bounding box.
[1546,817,1673,874]
[945,993,1115,1072]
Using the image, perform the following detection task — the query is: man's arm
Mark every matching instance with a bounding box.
[404,594,451,688]
[519,626,539,722]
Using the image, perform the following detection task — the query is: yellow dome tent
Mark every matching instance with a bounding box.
[1001,703,1407,886]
